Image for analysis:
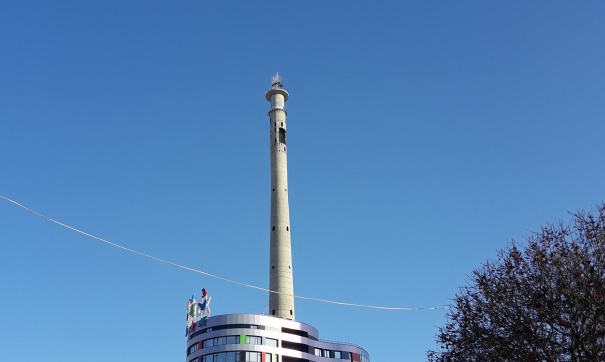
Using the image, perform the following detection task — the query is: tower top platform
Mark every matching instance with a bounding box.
[266,73,289,102]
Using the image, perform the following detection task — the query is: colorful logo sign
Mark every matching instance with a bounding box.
[186,288,212,337]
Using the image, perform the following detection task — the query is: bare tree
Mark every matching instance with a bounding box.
[428,204,605,362]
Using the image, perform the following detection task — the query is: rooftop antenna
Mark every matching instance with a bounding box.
[271,73,282,89]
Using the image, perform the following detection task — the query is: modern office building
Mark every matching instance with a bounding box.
[185,75,370,362]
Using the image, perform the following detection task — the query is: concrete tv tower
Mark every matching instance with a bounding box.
[184,76,370,362]
[266,74,295,320]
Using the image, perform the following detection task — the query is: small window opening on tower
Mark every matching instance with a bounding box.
[272,310,276,315]
[272,266,275,269]
[272,188,275,191]
[272,226,275,231]
[278,128,286,144]
[290,310,293,315]
[286,226,289,231]
[281,122,283,127]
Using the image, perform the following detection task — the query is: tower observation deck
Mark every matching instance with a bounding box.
[266,74,295,321]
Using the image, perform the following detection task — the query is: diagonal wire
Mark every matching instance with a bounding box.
[1,195,444,311]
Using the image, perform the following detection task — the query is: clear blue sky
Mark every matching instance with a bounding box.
[1,1,604,361]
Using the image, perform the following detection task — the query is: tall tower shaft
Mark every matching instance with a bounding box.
[266,74,295,320]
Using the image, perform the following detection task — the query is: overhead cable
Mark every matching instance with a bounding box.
[1,195,444,311]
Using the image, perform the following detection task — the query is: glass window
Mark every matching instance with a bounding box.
[226,352,237,362]
[245,352,261,362]
[335,351,341,359]
[217,337,226,345]
[315,348,322,356]
[246,335,262,344]
[265,338,278,347]
[188,344,199,355]
[226,336,239,344]
[217,353,227,362]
